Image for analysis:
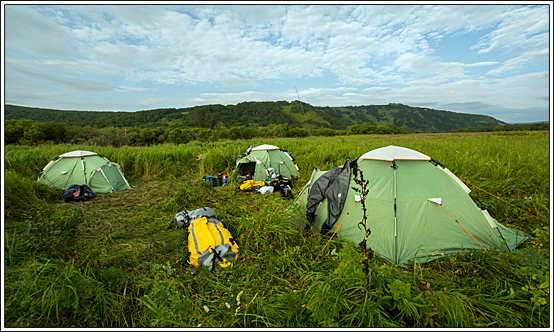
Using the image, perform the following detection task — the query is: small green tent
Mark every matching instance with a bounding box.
[37,150,132,194]
[233,144,300,182]
[290,145,528,266]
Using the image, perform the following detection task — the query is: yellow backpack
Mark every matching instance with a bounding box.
[187,216,239,270]
[239,180,266,191]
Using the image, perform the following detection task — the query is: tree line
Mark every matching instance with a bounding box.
[5,101,510,134]
[450,122,549,132]
[6,118,547,147]
[4,102,338,130]
[4,119,412,147]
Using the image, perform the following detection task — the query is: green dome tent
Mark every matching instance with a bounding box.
[290,145,528,266]
[232,144,300,182]
[37,150,132,194]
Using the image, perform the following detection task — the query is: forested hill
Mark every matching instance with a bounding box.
[4,101,506,133]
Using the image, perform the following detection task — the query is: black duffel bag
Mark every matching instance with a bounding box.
[63,184,95,202]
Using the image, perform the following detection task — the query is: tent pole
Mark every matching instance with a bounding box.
[99,167,115,192]
[40,159,61,185]
[496,228,511,252]
[63,158,80,190]
[392,160,398,265]
[81,157,87,184]
[117,166,131,188]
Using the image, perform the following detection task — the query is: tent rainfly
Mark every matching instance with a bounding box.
[290,145,529,266]
[37,150,132,194]
[233,144,300,182]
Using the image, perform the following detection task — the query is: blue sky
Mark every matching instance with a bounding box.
[2,3,551,124]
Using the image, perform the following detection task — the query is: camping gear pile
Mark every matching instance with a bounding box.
[289,145,529,266]
[168,207,239,271]
[232,144,298,198]
[203,173,229,187]
[237,168,294,198]
[232,144,300,183]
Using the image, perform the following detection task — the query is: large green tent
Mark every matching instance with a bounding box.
[37,150,132,194]
[233,144,300,182]
[290,145,528,266]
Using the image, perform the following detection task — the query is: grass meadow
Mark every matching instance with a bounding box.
[3,131,550,328]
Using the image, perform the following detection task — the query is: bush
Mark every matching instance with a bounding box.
[312,128,337,136]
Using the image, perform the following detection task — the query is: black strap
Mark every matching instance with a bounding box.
[471,193,485,209]
[350,158,359,178]
[431,158,444,168]
[210,248,224,272]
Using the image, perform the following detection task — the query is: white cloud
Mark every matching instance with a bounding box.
[219,78,259,86]
[4,5,76,59]
[361,87,393,94]
[486,56,530,75]
[115,86,151,92]
[473,5,549,54]
[463,62,499,67]
[393,53,468,85]
[3,4,550,123]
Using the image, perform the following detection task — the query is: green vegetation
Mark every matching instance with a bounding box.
[451,122,550,133]
[5,101,508,134]
[3,132,550,327]
[4,118,406,146]
[6,116,545,148]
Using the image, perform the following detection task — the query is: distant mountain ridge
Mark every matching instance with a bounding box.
[4,101,507,133]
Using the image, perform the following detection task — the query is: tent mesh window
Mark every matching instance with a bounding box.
[239,162,257,176]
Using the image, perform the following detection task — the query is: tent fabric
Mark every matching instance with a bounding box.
[38,150,132,194]
[59,150,98,158]
[233,144,300,182]
[359,145,431,161]
[251,144,280,151]
[291,145,529,266]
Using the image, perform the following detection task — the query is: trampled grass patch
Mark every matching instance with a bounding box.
[3,132,550,327]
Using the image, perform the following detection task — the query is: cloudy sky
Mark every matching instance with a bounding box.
[2,3,551,123]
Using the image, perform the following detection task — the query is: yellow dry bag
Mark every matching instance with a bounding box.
[187,216,239,270]
[239,180,266,191]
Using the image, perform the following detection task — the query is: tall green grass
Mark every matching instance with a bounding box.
[4,258,129,327]
[3,132,550,327]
